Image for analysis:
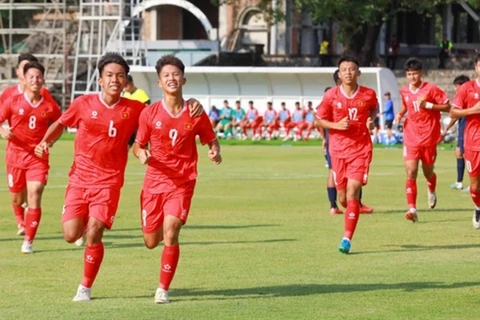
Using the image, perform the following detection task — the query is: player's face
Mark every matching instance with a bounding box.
[338,61,360,85]
[16,60,30,82]
[249,103,253,109]
[158,64,186,95]
[267,104,272,109]
[98,63,127,96]
[405,70,423,86]
[236,103,240,109]
[24,67,44,93]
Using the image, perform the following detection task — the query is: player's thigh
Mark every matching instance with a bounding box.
[6,165,26,193]
[87,187,121,230]
[331,157,347,190]
[141,190,166,234]
[345,154,372,186]
[62,185,89,241]
[464,150,480,179]
[163,180,196,225]
[403,145,421,162]
[419,145,437,166]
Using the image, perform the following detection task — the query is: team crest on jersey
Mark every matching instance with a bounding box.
[18,108,24,115]
[185,123,193,130]
[155,121,162,128]
[358,101,366,107]
[121,112,129,119]
[41,112,48,117]
[91,111,98,119]
[336,102,342,109]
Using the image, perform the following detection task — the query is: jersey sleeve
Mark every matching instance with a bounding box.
[134,107,151,148]
[316,91,332,120]
[41,88,59,107]
[60,98,82,128]
[452,84,467,109]
[197,112,217,145]
[431,85,449,105]
[49,103,62,123]
[0,97,12,123]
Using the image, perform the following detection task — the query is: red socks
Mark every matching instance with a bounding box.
[160,245,180,290]
[427,173,437,193]
[13,204,25,226]
[344,200,360,240]
[81,242,105,288]
[24,208,41,242]
[405,179,417,209]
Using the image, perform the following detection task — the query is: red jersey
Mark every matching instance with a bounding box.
[316,85,378,159]
[0,84,58,107]
[452,79,480,152]
[60,94,144,188]
[135,100,217,194]
[0,93,61,167]
[400,82,449,147]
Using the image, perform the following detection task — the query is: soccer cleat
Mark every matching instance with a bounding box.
[21,241,33,254]
[462,186,470,193]
[330,207,343,215]
[359,204,374,214]
[154,288,170,304]
[16,224,25,236]
[73,285,91,302]
[428,191,437,209]
[21,202,28,209]
[472,210,480,229]
[405,208,418,223]
[450,182,463,190]
[75,232,86,247]
[338,238,351,254]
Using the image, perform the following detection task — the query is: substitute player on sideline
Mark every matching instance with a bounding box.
[0,61,61,253]
[35,52,205,302]
[394,58,450,222]
[316,56,377,254]
[133,55,221,304]
[449,54,480,229]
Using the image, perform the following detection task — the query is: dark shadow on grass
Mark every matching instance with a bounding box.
[0,235,64,242]
[108,224,280,233]
[108,238,297,250]
[380,208,472,214]
[353,243,480,255]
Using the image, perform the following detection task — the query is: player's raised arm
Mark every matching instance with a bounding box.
[207,139,222,165]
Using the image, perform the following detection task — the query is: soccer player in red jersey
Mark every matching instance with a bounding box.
[449,54,480,228]
[0,61,61,253]
[394,58,450,222]
[316,56,378,254]
[262,101,278,140]
[240,101,262,140]
[35,52,205,302]
[133,55,221,304]
[284,101,304,141]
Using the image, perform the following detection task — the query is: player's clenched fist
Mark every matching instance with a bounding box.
[0,127,13,140]
[34,141,49,158]
[208,149,222,165]
[136,148,151,165]
[366,117,375,130]
[335,116,349,130]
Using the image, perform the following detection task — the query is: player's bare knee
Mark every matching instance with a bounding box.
[11,196,25,207]
[144,239,159,249]
[63,229,82,243]
[406,169,418,179]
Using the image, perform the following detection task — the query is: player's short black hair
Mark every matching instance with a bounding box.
[97,52,130,75]
[235,100,240,104]
[474,53,480,64]
[404,57,423,71]
[23,61,45,76]
[453,75,470,86]
[248,100,253,104]
[18,53,38,66]
[155,54,185,75]
[308,101,312,106]
[223,100,228,104]
[281,102,286,106]
[333,69,340,85]
[267,101,272,106]
[324,86,332,93]
[337,56,359,68]
[126,74,134,83]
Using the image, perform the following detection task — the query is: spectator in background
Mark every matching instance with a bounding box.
[123,75,150,105]
[262,102,278,140]
[386,34,400,70]
[284,102,304,141]
[215,100,235,139]
[240,101,262,140]
[383,92,395,140]
[228,100,245,138]
[277,102,291,137]
[303,104,316,141]
[438,33,453,69]
[209,106,220,128]
[319,39,330,67]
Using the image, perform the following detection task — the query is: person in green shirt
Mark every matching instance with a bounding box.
[215,100,235,138]
[226,100,246,139]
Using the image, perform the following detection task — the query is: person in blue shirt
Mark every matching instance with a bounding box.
[208,105,220,128]
[382,92,395,140]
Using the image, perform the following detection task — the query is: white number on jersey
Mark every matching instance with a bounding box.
[28,116,36,129]
[413,101,420,112]
[169,129,178,146]
[348,108,358,121]
[7,173,13,187]
[108,120,117,137]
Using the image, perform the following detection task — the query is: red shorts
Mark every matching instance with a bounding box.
[464,149,480,178]
[403,145,437,165]
[331,154,372,190]
[140,180,196,234]
[6,164,49,193]
[61,184,121,229]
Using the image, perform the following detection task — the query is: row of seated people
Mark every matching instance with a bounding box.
[209,100,319,141]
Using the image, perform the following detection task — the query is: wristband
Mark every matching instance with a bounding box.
[425,102,433,109]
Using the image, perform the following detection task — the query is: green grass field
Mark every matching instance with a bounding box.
[1,140,479,319]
